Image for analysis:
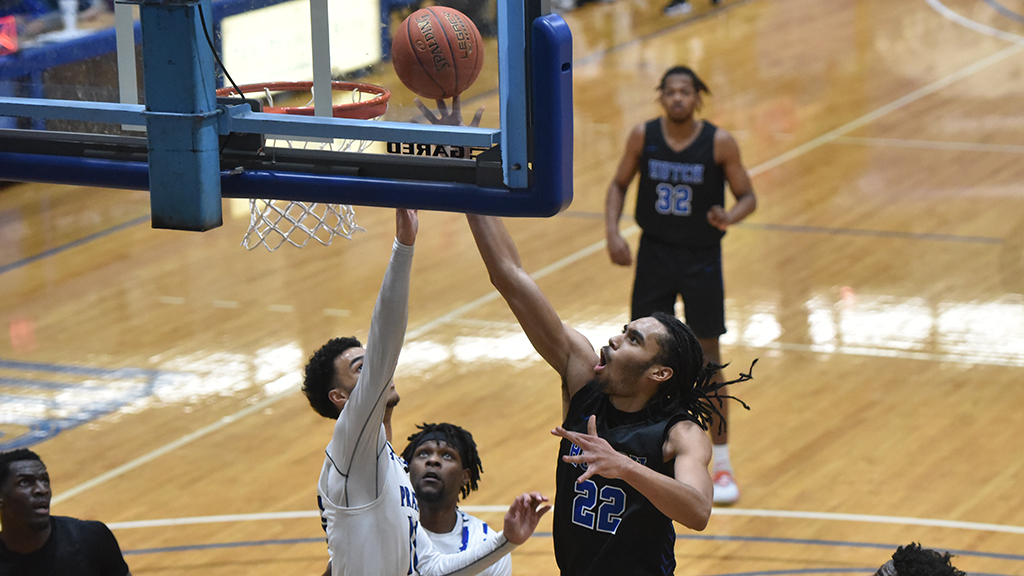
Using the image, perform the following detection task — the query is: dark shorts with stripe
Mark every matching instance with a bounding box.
[631,233,726,338]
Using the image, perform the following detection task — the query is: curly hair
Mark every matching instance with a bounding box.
[401,423,482,500]
[889,543,965,576]
[647,311,754,432]
[302,336,362,419]
[0,448,42,488]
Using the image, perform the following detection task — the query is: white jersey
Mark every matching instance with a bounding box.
[318,240,516,576]
[424,511,512,576]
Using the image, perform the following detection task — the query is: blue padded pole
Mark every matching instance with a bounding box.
[497,0,528,188]
[138,0,223,231]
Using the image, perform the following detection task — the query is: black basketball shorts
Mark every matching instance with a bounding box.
[630,234,726,338]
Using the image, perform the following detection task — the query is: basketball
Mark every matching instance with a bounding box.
[391,6,484,100]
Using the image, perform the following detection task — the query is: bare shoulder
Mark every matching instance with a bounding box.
[663,419,713,462]
[625,122,647,147]
[713,125,739,148]
[712,126,741,163]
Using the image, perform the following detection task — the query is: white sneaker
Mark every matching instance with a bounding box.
[712,470,740,505]
[663,0,692,16]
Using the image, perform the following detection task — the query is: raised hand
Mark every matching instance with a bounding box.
[396,209,418,246]
[415,95,485,128]
[502,491,551,544]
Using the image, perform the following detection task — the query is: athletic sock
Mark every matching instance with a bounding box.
[712,443,732,472]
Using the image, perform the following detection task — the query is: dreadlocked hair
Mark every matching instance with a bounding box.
[891,543,965,576]
[302,336,362,420]
[648,312,755,433]
[401,423,483,500]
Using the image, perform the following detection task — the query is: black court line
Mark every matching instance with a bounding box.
[0,214,151,277]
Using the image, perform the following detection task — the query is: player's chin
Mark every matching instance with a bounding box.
[387,393,401,408]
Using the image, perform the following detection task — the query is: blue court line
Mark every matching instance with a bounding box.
[0,357,167,379]
[737,222,1002,244]
[984,0,1024,23]
[0,214,151,277]
[0,377,109,391]
[559,211,1004,245]
[118,531,1024,567]
[712,571,1006,576]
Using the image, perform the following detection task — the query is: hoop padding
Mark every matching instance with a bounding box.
[219,81,389,251]
[216,81,390,119]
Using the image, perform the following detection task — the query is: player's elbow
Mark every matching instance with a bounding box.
[676,501,712,531]
[683,509,711,531]
[742,190,757,213]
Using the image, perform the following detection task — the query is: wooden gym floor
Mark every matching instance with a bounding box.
[2,0,1024,574]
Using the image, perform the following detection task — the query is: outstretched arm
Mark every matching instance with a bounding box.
[416,492,550,576]
[707,129,757,231]
[466,214,599,409]
[553,416,713,531]
[605,123,645,266]
[326,210,417,507]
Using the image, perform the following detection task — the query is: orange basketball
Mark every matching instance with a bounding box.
[391,7,484,100]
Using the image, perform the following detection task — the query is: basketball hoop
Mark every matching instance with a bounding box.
[216,81,391,251]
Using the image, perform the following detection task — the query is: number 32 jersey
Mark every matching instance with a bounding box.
[553,381,695,576]
[635,119,725,249]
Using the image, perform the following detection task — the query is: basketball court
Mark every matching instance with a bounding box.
[2,0,1024,574]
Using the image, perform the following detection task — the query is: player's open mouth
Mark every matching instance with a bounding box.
[595,347,609,371]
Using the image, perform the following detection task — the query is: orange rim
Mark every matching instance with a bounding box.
[215,81,390,120]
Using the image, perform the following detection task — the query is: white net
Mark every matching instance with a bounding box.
[231,82,387,251]
[242,200,364,250]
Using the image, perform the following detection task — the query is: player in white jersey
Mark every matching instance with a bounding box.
[402,423,511,576]
[301,210,549,576]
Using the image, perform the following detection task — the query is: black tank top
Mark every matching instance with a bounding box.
[635,119,725,247]
[553,381,694,576]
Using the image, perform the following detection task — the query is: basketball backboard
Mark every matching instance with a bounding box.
[0,0,572,231]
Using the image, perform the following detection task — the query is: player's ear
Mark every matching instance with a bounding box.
[328,388,348,407]
[649,365,673,383]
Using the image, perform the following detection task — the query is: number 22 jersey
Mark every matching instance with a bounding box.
[553,381,695,576]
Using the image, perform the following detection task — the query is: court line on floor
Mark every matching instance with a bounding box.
[50,307,498,504]
[53,24,1023,505]
[983,0,1024,24]
[105,506,1024,537]
[833,136,1024,155]
[0,214,151,277]
[927,0,1024,41]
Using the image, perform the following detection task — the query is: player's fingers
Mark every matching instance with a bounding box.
[435,98,449,117]
[414,98,438,122]
[470,106,485,127]
[587,415,598,436]
[551,426,571,439]
[576,467,595,483]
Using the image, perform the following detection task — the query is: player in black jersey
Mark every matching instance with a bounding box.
[0,448,131,576]
[466,214,753,576]
[605,65,757,505]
